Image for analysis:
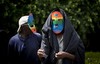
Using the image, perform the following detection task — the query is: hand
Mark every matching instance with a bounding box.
[55,51,75,60]
[55,51,66,59]
[37,49,46,58]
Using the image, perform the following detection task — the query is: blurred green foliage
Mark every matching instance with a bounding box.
[0,0,100,51]
[85,52,100,64]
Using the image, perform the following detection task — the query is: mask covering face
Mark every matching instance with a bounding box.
[28,13,36,33]
[51,11,64,34]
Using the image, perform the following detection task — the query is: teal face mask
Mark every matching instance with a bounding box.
[28,13,36,32]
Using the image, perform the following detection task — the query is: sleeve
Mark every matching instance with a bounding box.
[8,38,15,64]
[73,32,85,64]
[69,31,85,64]
[65,31,85,64]
[40,31,52,64]
[41,31,51,56]
[8,37,19,64]
[75,40,85,64]
[35,33,42,47]
[40,13,52,56]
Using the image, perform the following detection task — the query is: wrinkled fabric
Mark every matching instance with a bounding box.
[41,8,85,64]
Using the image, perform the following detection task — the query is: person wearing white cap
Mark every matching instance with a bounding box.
[8,14,42,64]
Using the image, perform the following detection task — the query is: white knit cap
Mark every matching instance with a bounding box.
[17,16,29,32]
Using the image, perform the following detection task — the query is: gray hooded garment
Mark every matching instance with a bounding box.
[41,9,85,64]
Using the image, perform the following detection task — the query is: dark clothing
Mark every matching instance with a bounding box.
[0,30,9,64]
[8,33,42,64]
[41,9,85,64]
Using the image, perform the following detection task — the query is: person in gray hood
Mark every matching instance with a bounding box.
[37,8,85,64]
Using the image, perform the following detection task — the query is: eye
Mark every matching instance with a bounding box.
[30,25,33,27]
[52,19,55,21]
[58,19,61,21]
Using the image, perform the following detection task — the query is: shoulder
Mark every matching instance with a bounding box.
[10,34,19,40]
[9,34,19,45]
[34,32,42,37]
[33,32,42,42]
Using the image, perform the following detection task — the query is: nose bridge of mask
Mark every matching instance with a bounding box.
[52,19,63,27]
[53,19,63,25]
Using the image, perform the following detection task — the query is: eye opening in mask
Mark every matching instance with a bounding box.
[30,24,33,27]
[58,19,62,21]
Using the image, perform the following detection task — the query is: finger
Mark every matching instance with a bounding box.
[38,50,45,54]
[38,49,44,53]
[37,52,44,58]
[55,54,57,58]
[56,52,61,55]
